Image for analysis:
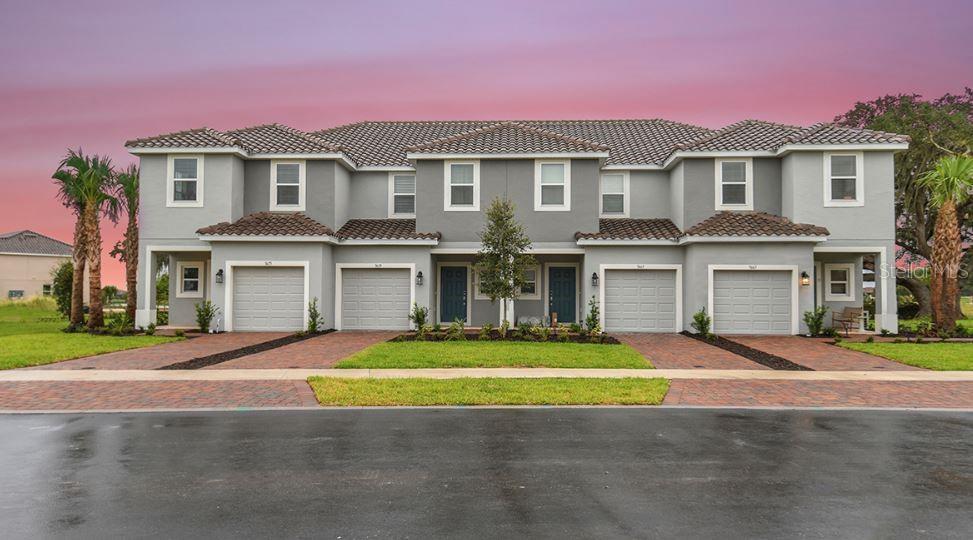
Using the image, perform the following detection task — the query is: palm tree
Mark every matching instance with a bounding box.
[52,150,89,328]
[110,165,139,322]
[919,155,973,330]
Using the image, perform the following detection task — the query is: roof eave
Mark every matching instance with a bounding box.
[406,152,611,160]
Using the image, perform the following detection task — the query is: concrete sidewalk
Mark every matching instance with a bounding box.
[3,368,973,382]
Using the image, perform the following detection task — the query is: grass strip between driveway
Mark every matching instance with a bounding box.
[334,341,652,369]
[839,342,973,371]
[307,377,670,406]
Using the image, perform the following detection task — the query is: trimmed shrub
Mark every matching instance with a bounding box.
[194,300,219,333]
[802,306,829,337]
[691,307,712,337]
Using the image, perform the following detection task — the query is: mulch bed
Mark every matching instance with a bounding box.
[391,330,621,345]
[157,330,335,370]
[680,331,813,371]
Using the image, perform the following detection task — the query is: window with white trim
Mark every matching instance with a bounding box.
[389,173,416,217]
[600,172,628,216]
[176,261,204,299]
[42,284,52,296]
[534,160,571,211]
[167,155,203,207]
[444,161,479,211]
[270,160,306,211]
[824,263,855,301]
[475,266,540,300]
[824,152,864,207]
[715,158,752,210]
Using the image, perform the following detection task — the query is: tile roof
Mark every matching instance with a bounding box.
[575,219,682,241]
[684,212,829,237]
[125,127,241,150]
[224,124,344,154]
[405,122,609,155]
[196,212,334,237]
[0,230,72,256]
[336,219,441,240]
[128,119,909,167]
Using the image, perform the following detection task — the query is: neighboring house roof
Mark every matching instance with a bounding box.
[196,212,334,237]
[127,119,910,168]
[575,219,682,241]
[0,230,72,256]
[684,212,830,237]
[405,121,609,155]
[224,124,344,154]
[336,219,441,240]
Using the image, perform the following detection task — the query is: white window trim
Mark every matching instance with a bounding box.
[599,171,630,217]
[475,265,540,301]
[444,160,480,211]
[388,172,417,218]
[225,260,310,332]
[175,261,205,299]
[714,158,753,211]
[166,154,204,208]
[270,159,306,211]
[824,262,856,302]
[598,264,683,333]
[534,160,571,211]
[823,152,864,207]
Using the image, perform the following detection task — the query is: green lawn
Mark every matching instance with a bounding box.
[0,298,180,370]
[308,377,670,406]
[899,296,973,332]
[334,341,652,369]
[839,342,973,371]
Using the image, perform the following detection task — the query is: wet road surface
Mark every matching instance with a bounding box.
[1,408,971,538]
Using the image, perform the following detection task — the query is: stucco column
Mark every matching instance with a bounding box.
[135,247,157,328]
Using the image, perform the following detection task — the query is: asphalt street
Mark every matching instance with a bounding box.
[1,408,971,539]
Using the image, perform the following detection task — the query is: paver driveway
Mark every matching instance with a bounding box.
[617,333,767,369]
[206,331,398,369]
[28,332,291,370]
[727,336,924,371]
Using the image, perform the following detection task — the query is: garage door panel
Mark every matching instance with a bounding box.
[341,268,410,330]
[713,270,791,335]
[604,269,678,333]
[233,267,305,332]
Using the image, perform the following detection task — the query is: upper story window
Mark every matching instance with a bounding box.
[167,155,203,207]
[270,160,306,211]
[715,158,752,210]
[444,161,479,211]
[600,172,629,217]
[824,152,864,207]
[176,261,204,299]
[389,173,416,217]
[824,263,855,302]
[534,160,571,211]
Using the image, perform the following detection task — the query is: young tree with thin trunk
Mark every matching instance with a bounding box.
[475,197,536,324]
[919,155,973,330]
[110,165,139,322]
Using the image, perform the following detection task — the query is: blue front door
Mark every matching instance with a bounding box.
[440,266,468,323]
[548,266,577,324]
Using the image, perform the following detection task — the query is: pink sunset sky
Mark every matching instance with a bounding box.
[1,0,970,286]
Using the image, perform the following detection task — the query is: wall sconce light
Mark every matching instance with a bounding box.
[415,271,423,286]
[215,269,224,284]
[800,271,810,287]
[591,272,600,287]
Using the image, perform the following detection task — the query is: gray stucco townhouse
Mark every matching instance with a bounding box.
[126,119,909,334]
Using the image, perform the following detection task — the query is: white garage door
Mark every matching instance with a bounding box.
[603,269,678,332]
[232,267,305,331]
[713,270,792,334]
[341,268,411,330]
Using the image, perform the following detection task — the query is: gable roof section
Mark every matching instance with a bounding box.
[125,127,243,151]
[0,230,72,256]
[405,122,609,156]
[196,212,334,237]
[224,124,344,154]
[336,219,441,240]
[575,219,681,241]
[672,120,910,156]
[684,212,829,238]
